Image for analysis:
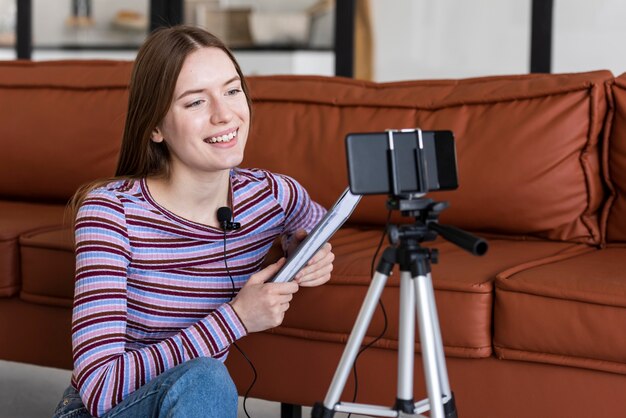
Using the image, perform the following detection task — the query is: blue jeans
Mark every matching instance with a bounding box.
[52,357,238,418]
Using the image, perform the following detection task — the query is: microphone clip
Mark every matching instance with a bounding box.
[221,220,241,231]
[217,206,241,231]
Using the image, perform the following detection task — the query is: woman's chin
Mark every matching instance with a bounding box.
[215,155,244,171]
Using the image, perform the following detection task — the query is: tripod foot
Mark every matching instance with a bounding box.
[393,398,415,414]
[311,402,335,418]
[444,392,458,418]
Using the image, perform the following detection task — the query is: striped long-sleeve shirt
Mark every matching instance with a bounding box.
[70,168,326,417]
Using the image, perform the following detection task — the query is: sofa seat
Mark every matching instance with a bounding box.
[0,201,66,297]
[274,227,592,359]
[19,226,74,307]
[494,244,626,374]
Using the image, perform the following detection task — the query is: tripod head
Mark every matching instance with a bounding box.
[386,195,488,257]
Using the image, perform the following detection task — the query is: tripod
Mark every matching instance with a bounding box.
[312,197,487,418]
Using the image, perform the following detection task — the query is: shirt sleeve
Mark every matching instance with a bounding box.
[264,172,327,251]
[71,189,247,417]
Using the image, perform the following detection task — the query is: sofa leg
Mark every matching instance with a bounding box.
[281,402,302,418]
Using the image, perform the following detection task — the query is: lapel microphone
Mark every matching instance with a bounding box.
[217,207,241,231]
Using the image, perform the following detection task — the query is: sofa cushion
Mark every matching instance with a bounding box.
[605,74,626,242]
[244,71,611,243]
[274,227,590,359]
[17,223,585,358]
[19,226,74,307]
[494,245,626,374]
[0,201,67,297]
[0,60,132,201]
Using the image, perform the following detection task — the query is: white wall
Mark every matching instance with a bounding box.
[553,0,626,76]
[371,0,530,81]
[371,0,626,82]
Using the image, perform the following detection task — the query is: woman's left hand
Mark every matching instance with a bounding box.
[288,229,335,287]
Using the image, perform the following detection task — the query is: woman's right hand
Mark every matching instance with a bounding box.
[229,258,299,333]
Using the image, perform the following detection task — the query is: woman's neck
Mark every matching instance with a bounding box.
[146,168,232,227]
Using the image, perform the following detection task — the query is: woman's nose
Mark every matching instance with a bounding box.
[210,99,233,125]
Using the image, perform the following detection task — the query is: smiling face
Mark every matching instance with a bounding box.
[151,47,250,178]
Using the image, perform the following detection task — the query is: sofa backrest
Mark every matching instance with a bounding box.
[604,73,626,242]
[0,61,611,243]
[244,71,612,244]
[0,60,132,202]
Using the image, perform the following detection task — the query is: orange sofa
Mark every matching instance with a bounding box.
[1,60,626,418]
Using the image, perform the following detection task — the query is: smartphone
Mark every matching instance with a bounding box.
[345,130,458,195]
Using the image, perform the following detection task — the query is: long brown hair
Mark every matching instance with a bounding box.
[68,25,252,222]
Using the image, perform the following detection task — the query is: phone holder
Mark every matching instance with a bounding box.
[386,128,427,197]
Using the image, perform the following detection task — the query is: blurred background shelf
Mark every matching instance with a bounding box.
[4,0,354,77]
[0,45,334,76]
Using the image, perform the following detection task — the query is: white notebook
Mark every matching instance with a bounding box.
[268,188,362,283]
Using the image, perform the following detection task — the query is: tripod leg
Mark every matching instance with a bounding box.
[316,271,390,415]
[394,272,416,413]
[425,273,457,418]
[414,274,445,418]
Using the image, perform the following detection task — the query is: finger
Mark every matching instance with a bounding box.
[302,250,333,275]
[296,263,333,285]
[285,230,308,257]
[298,273,331,287]
[294,229,308,242]
[248,257,286,284]
[269,281,299,295]
[300,263,333,283]
[307,243,332,266]
[297,252,334,279]
[274,293,294,304]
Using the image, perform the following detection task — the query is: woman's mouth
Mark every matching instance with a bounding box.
[205,129,237,144]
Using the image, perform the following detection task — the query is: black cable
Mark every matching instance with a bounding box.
[347,210,392,417]
[222,229,235,302]
[232,342,257,418]
[223,229,256,418]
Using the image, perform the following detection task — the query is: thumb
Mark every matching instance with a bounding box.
[247,257,286,284]
[294,228,308,241]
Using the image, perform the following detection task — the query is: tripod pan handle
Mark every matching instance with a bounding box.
[428,223,488,256]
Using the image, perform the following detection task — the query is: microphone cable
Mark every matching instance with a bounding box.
[347,210,392,418]
[219,212,257,418]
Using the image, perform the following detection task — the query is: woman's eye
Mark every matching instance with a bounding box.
[186,100,203,108]
[226,88,242,96]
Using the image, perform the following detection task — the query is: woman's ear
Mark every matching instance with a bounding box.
[151,127,164,143]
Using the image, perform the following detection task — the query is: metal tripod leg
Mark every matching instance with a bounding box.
[395,273,415,411]
[425,272,453,403]
[320,271,390,411]
[414,271,444,418]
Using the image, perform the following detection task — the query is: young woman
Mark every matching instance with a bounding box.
[53,25,333,418]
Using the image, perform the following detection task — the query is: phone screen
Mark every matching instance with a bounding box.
[345,130,458,195]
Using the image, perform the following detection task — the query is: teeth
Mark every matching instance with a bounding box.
[207,131,236,144]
